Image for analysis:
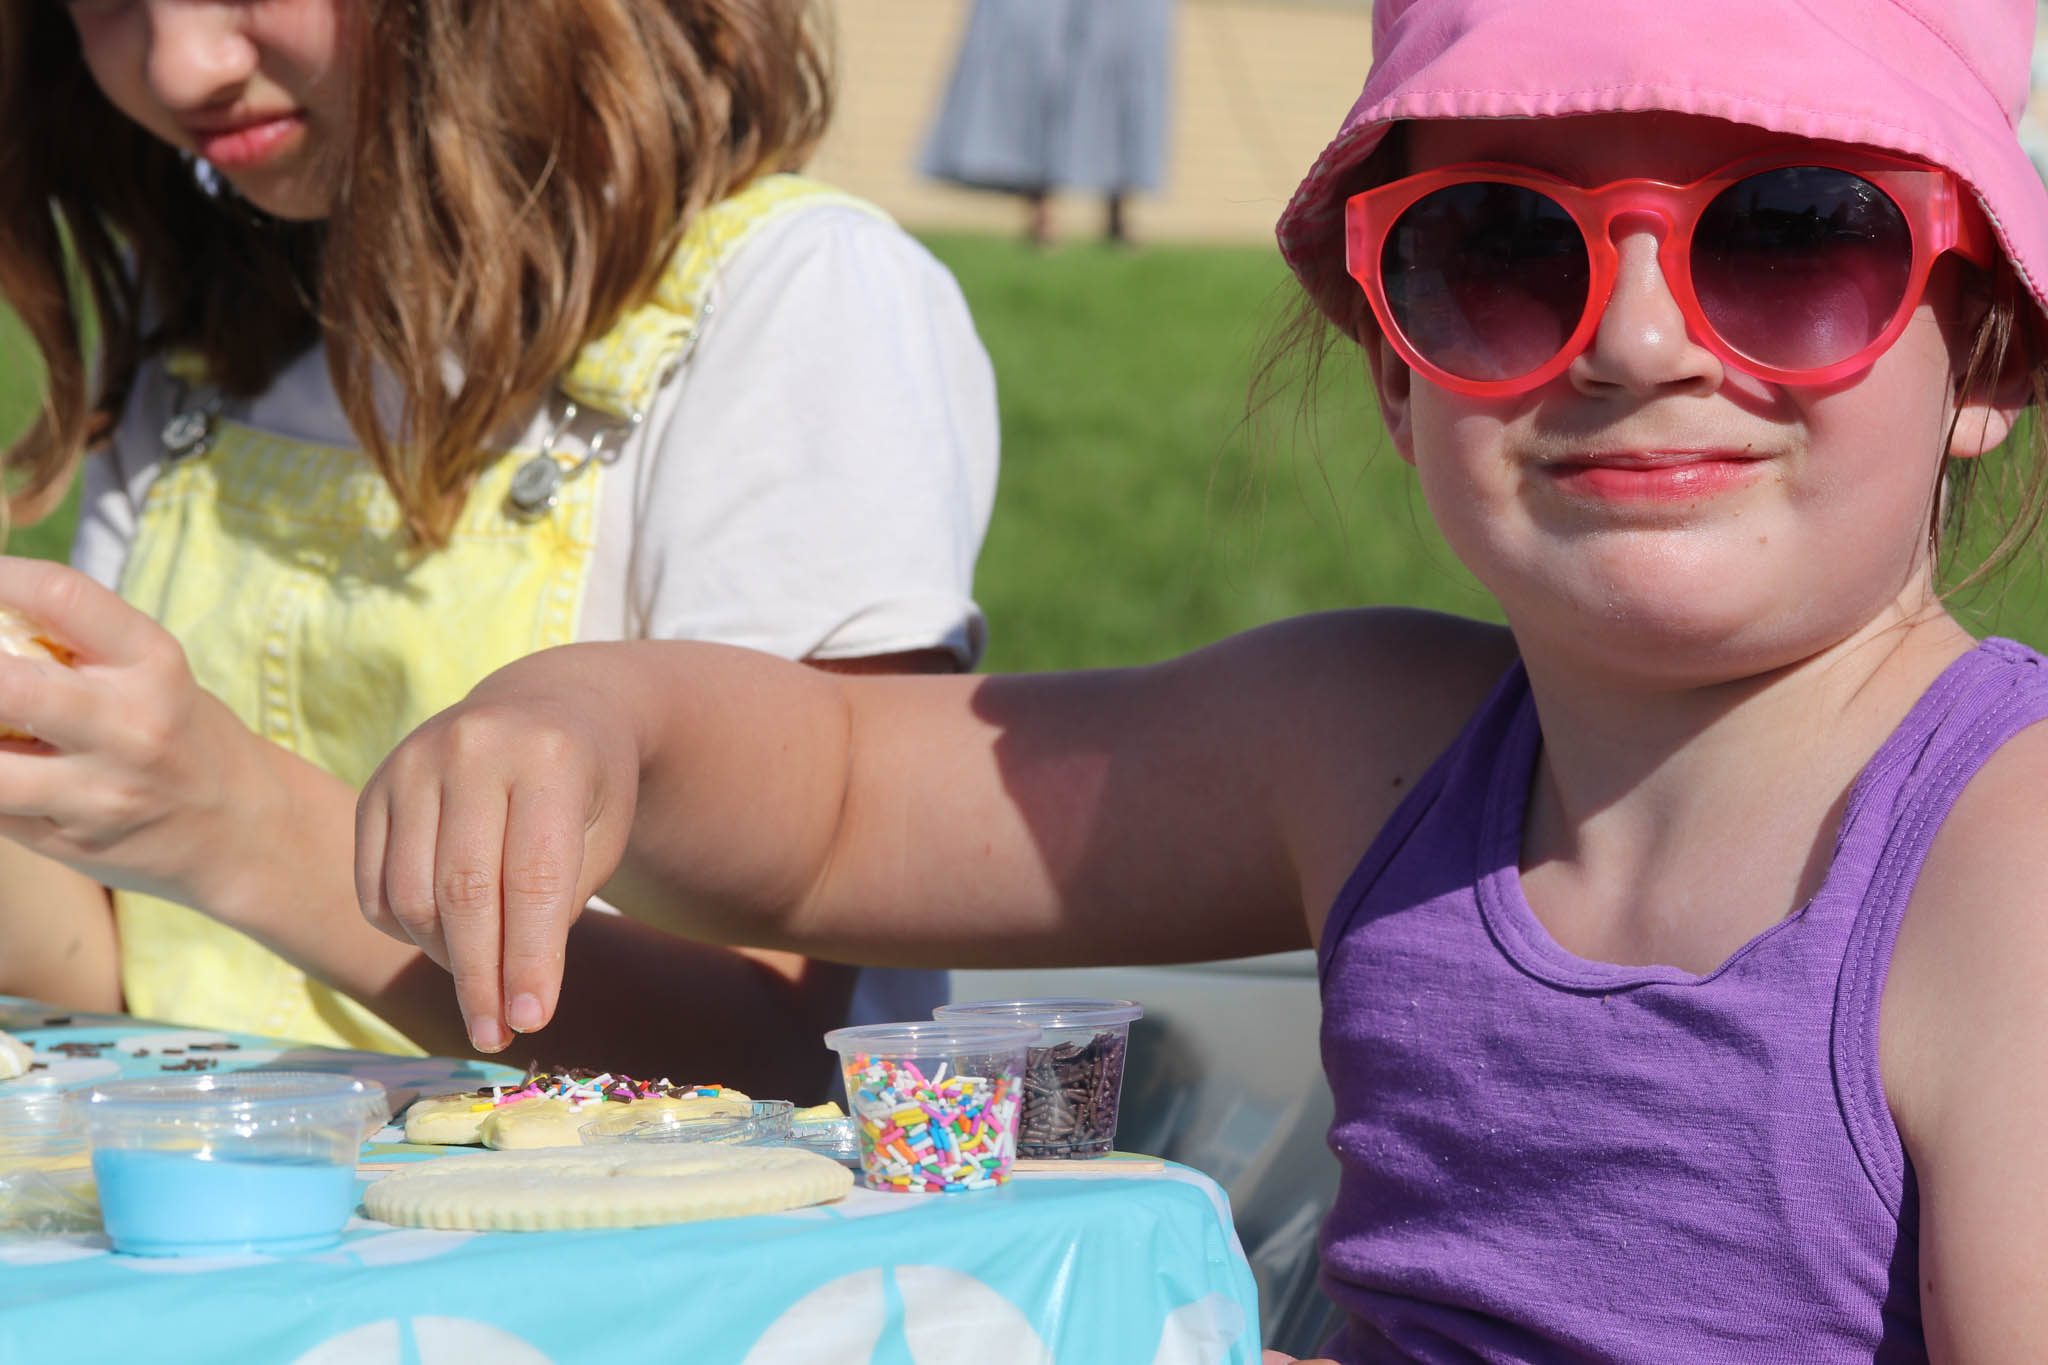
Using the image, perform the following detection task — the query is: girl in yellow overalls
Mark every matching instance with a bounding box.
[0,0,996,1101]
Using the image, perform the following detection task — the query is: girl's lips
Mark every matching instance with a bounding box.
[188,113,307,171]
[1544,453,1768,503]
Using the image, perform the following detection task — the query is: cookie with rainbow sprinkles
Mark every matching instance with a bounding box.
[402,1071,750,1149]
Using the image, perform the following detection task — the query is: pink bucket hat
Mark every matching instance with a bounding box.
[1275,0,2048,342]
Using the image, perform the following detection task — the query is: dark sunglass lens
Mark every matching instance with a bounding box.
[1381,183,1589,383]
[1692,168,1913,374]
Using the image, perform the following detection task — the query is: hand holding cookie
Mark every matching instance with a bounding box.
[0,555,288,916]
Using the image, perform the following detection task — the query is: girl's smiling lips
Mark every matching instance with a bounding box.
[1543,449,1770,502]
[180,111,308,171]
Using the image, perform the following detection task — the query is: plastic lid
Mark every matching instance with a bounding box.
[67,1072,388,1130]
[0,1088,87,1163]
[823,1019,1040,1055]
[581,1099,795,1146]
[934,997,1143,1030]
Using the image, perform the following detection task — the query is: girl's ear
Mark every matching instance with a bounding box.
[1949,340,2034,460]
[1364,326,1418,464]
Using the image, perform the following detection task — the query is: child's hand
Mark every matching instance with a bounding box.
[354,649,640,1052]
[0,556,283,913]
[1262,1353,1340,1364]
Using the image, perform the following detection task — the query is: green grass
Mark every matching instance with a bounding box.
[4,235,2046,662]
[919,232,1497,670]
[0,307,77,564]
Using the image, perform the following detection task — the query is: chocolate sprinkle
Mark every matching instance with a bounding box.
[1017,1032,1129,1158]
[50,1041,111,1057]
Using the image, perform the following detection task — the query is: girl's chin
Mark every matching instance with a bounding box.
[227,181,335,222]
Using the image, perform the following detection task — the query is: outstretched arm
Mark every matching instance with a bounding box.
[355,610,1512,1052]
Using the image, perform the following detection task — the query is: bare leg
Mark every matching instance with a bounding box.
[1106,192,1131,246]
[1025,190,1054,248]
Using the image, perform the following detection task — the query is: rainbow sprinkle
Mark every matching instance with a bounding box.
[843,1054,1022,1192]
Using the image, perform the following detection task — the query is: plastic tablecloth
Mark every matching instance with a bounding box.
[0,998,1261,1365]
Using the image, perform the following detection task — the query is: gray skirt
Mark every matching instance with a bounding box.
[919,0,1174,195]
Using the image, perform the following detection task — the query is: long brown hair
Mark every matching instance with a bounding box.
[0,0,833,546]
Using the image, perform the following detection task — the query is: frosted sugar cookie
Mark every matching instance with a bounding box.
[400,1073,750,1148]
[0,1029,33,1080]
[363,1144,853,1231]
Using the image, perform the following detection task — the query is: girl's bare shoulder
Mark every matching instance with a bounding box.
[1896,716,2048,972]
[1885,717,2048,1129]
[1157,607,1518,907]
[1182,606,1518,738]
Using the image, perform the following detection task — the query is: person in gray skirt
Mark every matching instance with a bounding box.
[919,0,1175,246]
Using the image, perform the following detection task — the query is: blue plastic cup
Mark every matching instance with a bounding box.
[69,1073,387,1256]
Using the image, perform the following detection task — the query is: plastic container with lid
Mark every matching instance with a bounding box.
[68,1072,387,1256]
[822,1020,1036,1192]
[580,1098,795,1146]
[932,998,1143,1158]
[0,1085,98,1235]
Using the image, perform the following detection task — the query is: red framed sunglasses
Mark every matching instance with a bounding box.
[1344,149,1994,397]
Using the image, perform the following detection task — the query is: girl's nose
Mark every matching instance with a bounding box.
[143,1,258,112]
[1568,225,1723,397]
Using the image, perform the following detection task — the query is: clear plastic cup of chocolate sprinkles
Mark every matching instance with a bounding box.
[823,1021,1036,1193]
[932,998,1142,1159]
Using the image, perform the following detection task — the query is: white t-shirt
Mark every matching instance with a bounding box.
[74,202,998,1029]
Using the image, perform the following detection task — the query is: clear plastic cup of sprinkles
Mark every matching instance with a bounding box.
[67,1073,387,1256]
[822,1021,1036,1193]
[932,998,1142,1158]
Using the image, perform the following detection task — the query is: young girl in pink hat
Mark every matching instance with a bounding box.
[355,0,2048,1357]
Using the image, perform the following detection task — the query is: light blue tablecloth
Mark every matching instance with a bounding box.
[1,998,1260,1364]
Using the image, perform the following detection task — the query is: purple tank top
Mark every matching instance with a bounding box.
[1315,637,2048,1363]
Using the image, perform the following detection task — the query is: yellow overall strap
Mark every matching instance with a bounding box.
[559,174,889,422]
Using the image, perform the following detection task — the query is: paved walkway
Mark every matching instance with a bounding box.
[808,0,1375,245]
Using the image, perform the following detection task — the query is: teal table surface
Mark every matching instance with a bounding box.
[0,998,1261,1365]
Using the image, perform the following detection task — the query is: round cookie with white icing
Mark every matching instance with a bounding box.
[364,1144,854,1230]
[0,1029,32,1080]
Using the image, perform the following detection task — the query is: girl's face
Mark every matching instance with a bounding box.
[63,0,354,221]
[1375,113,2012,685]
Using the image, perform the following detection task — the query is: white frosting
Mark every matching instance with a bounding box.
[0,1029,34,1080]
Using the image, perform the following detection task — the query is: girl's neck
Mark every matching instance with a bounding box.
[1512,605,1975,973]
